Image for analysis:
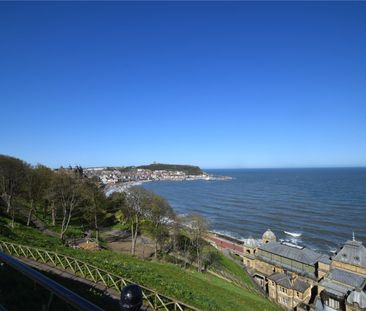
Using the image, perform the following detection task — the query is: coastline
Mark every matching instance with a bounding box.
[103,173,232,196]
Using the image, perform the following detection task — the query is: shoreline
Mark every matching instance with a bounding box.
[103,174,232,196]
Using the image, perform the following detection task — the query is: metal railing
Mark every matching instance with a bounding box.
[0,251,103,311]
[0,240,200,311]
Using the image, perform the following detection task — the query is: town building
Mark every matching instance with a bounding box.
[243,230,327,310]
[316,237,366,311]
[208,229,366,311]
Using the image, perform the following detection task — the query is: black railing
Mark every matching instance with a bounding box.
[0,251,104,311]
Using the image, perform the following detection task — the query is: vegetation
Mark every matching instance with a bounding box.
[137,163,204,175]
[0,216,280,311]
[0,154,280,310]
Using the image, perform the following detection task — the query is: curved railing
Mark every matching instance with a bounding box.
[0,240,200,311]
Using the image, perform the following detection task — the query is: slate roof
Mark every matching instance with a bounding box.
[268,273,292,288]
[259,241,325,265]
[268,273,310,292]
[293,279,311,293]
[319,279,352,297]
[327,268,365,288]
[333,240,366,268]
[318,254,332,265]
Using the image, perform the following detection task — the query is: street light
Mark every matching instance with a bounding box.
[119,284,143,311]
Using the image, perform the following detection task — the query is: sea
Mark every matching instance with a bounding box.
[141,168,366,254]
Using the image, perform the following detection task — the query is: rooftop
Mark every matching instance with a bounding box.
[327,268,365,288]
[319,278,352,297]
[243,237,262,248]
[259,241,325,266]
[347,288,366,308]
[268,273,310,292]
[333,240,366,268]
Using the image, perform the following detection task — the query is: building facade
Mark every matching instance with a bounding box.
[206,229,366,311]
[316,239,366,311]
[241,230,366,311]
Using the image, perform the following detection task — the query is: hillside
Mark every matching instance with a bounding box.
[137,163,204,175]
[0,215,280,311]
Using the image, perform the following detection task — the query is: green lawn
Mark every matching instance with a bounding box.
[0,216,281,311]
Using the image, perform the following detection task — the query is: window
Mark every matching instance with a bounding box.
[279,297,289,305]
[280,287,288,294]
[326,298,340,309]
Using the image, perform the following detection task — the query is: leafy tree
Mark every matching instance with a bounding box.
[24,165,53,226]
[145,193,175,258]
[0,155,27,227]
[34,165,57,225]
[106,191,127,227]
[80,181,106,243]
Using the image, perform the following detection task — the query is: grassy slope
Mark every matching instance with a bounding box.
[213,251,254,285]
[0,217,280,311]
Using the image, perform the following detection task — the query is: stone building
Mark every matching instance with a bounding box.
[210,229,366,311]
[268,272,312,309]
[316,238,366,311]
[242,237,261,269]
[242,229,330,310]
[242,229,276,271]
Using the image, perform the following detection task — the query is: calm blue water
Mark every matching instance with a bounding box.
[142,168,366,253]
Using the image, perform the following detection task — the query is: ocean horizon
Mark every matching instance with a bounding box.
[141,167,366,254]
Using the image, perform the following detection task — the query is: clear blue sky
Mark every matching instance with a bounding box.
[1,2,365,169]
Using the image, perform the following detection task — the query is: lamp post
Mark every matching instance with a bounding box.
[119,284,143,311]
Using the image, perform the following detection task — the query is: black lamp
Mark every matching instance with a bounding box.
[119,284,143,311]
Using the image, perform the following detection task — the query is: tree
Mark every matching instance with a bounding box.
[35,166,57,225]
[108,191,127,227]
[80,181,106,243]
[24,165,53,226]
[0,155,27,228]
[145,193,174,258]
[186,214,209,271]
[124,187,150,255]
[53,172,82,241]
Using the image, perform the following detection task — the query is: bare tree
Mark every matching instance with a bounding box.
[186,213,209,271]
[124,187,149,255]
[53,172,82,241]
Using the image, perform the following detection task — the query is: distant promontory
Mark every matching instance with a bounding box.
[136,163,203,175]
[83,163,230,194]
